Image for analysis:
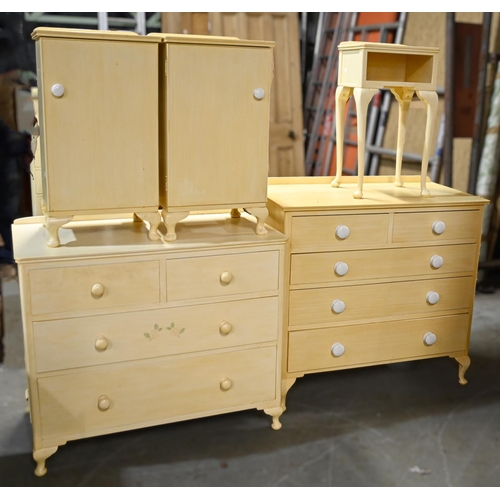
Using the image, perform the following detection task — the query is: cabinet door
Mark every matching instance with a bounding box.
[39,38,159,212]
[165,43,272,209]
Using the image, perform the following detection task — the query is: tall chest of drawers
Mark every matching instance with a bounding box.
[266,176,488,404]
[13,213,286,476]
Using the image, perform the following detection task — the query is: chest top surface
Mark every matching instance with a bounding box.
[12,213,287,263]
[267,176,488,212]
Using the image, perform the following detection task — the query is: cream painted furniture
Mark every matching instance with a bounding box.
[266,175,488,407]
[32,28,164,247]
[158,34,274,241]
[13,213,286,477]
[332,42,439,199]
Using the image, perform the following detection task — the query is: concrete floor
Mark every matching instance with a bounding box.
[1,272,500,487]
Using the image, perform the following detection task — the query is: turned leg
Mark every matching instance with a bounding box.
[352,87,378,199]
[454,355,471,385]
[45,215,73,247]
[390,88,414,187]
[264,407,284,430]
[33,446,58,477]
[230,208,241,218]
[244,207,268,235]
[416,90,439,197]
[332,86,353,188]
[161,210,189,242]
[135,211,162,241]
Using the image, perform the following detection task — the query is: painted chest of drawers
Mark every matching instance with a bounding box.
[13,213,286,476]
[266,175,488,405]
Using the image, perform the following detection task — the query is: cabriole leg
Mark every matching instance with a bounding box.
[454,355,471,385]
[244,207,269,235]
[135,211,162,241]
[33,446,58,477]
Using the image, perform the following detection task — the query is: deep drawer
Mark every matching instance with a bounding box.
[33,296,279,372]
[289,276,474,327]
[37,346,277,441]
[290,244,477,285]
[288,314,469,373]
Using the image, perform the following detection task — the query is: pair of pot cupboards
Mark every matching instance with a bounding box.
[17,27,487,477]
[34,27,274,246]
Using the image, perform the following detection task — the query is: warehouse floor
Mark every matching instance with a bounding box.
[1,269,500,487]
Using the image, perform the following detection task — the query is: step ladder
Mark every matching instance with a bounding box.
[303,12,408,177]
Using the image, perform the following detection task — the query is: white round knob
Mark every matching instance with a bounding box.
[220,271,233,285]
[253,88,265,100]
[335,225,350,240]
[51,83,65,98]
[426,291,440,305]
[220,377,233,391]
[331,342,345,357]
[423,332,437,346]
[91,283,105,298]
[97,395,111,411]
[219,321,233,335]
[95,336,109,351]
[334,262,349,276]
[432,221,446,235]
[430,255,444,269]
[331,299,346,314]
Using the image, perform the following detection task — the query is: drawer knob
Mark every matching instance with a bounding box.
[430,255,444,269]
[331,342,345,357]
[426,291,440,305]
[51,83,65,97]
[219,321,233,335]
[331,299,346,314]
[334,261,349,276]
[432,221,446,235]
[423,332,437,346]
[220,271,233,285]
[335,225,350,240]
[253,87,265,100]
[97,395,111,411]
[95,336,109,351]
[91,283,105,298]
[220,377,233,391]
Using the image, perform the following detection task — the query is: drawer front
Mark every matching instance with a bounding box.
[290,244,477,285]
[33,296,279,372]
[166,251,279,301]
[30,261,160,316]
[289,276,474,327]
[288,314,469,373]
[291,213,389,252]
[38,346,277,440]
[392,210,482,244]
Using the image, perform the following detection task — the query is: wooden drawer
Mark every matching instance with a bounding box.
[288,314,469,373]
[166,251,279,301]
[289,276,474,327]
[290,244,477,285]
[30,261,160,316]
[33,296,279,372]
[37,346,277,440]
[392,210,482,244]
[291,213,389,252]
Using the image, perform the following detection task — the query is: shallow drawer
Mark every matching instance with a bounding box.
[289,276,474,327]
[33,296,279,372]
[291,213,389,252]
[288,314,469,373]
[392,210,482,244]
[38,346,277,440]
[166,251,279,301]
[290,244,477,285]
[30,261,160,316]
